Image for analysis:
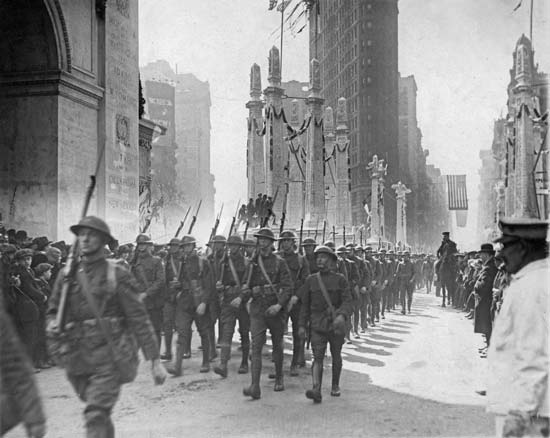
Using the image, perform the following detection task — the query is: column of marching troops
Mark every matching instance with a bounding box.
[0,215,435,438]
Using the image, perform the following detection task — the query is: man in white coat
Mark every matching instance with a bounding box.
[487,217,549,438]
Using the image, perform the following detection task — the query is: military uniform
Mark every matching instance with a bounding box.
[243,229,292,399]
[396,253,415,314]
[345,244,366,336]
[47,219,159,438]
[279,231,310,374]
[365,251,383,323]
[300,246,352,403]
[169,246,213,375]
[130,236,165,346]
[207,236,226,361]
[161,238,181,360]
[213,236,250,377]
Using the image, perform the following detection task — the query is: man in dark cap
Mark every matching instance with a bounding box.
[487,218,549,437]
[299,245,352,403]
[46,216,166,438]
[472,244,497,358]
[242,228,292,399]
[130,234,165,346]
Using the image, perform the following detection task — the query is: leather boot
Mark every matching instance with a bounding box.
[273,342,285,391]
[200,334,211,373]
[297,338,306,367]
[161,331,173,361]
[243,355,261,399]
[214,345,230,378]
[208,327,217,362]
[166,344,183,377]
[183,331,192,358]
[331,360,342,397]
[238,343,249,374]
[305,361,323,403]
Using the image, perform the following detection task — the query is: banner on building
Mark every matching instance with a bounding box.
[446,174,468,210]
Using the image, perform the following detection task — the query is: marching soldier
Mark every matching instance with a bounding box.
[207,235,227,361]
[386,250,398,311]
[345,243,366,338]
[242,228,292,399]
[302,238,319,274]
[364,247,383,325]
[46,216,166,438]
[379,250,391,319]
[213,235,250,377]
[130,234,165,346]
[299,245,352,403]
[396,251,416,314]
[161,238,181,361]
[354,246,372,333]
[278,230,310,375]
[242,239,256,258]
[166,235,213,376]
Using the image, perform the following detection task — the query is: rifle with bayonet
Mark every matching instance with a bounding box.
[243,221,249,240]
[343,225,346,245]
[208,203,224,243]
[298,218,304,255]
[175,205,192,237]
[187,200,202,234]
[228,199,240,237]
[51,141,105,339]
[322,220,326,243]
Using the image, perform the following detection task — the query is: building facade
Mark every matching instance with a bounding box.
[477,34,548,240]
[141,60,216,229]
[0,0,140,242]
[308,0,399,241]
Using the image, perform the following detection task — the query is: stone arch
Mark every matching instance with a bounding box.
[42,0,72,72]
[0,0,71,73]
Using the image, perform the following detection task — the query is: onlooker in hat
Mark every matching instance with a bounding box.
[15,230,28,249]
[33,263,54,369]
[11,249,45,370]
[0,244,17,313]
[473,244,498,358]
[487,218,549,437]
[116,244,131,270]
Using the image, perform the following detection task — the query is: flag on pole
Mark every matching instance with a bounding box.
[277,0,292,12]
[513,0,523,11]
[446,175,468,210]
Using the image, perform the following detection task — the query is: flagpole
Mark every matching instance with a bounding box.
[280,1,285,77]
[530,0,534,47]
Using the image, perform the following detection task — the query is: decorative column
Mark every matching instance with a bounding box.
[335,97,351,227]
[246,63,265,199]
[287,99,304,227]
[305,58,325,226]
[323,106,336,226]
[391,181,411,247]
[366,155,387,240]
[263,47,286,215]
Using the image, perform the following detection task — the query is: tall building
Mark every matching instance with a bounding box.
[141,60,216,226]
[308,0,399,240]
[477,34,549,235]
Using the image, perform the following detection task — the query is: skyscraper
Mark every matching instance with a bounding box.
[308,0,399,239]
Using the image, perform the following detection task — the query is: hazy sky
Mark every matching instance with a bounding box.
[139,0,549,247]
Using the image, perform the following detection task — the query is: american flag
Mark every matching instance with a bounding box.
[446,174,468,210]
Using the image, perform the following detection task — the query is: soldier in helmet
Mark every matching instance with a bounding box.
[242,228,292,399]
[364,246,382,326]
[130,234,165,346]
[278,230,310,375]
[207,235,227,362]
[161,238,181,361]
[345,243,368,338]
[213,235,250,377]
[301,238,319,274]
[242,239,256,258]
[299,245,352,403]
[354,246,372,332]
[46,216,166,437]
[395,251,416,314]
[166,235,213,376]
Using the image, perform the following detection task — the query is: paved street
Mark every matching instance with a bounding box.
[8,291,494,438]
